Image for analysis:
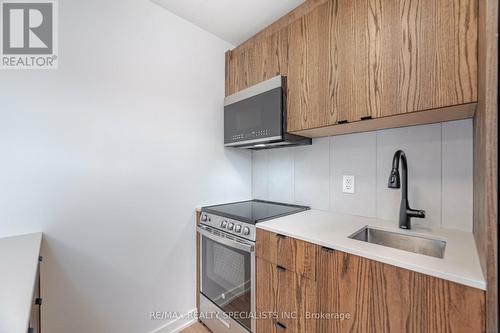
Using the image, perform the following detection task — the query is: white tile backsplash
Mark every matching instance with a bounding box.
[442,120,473,231]
[252,150,269,200]
[294,138,330,210]
[268,147,294,203]
[251,120,473,231]
[331,131,377,217]
[376,123,442,229]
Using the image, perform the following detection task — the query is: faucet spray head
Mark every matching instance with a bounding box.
[388,168,400,189]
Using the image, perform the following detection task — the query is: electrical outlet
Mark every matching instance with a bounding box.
[342,175,355,194]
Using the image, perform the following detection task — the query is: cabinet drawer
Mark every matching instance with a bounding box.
[256,229,317,280]
[256,257,317,333]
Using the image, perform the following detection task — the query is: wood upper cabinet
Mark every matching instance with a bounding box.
[224,0,478,135]
[287,0,362,129]
[286,0,477,132]
[225,27,289,97]
[317,247,486,333]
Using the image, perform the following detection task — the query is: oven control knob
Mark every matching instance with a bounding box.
[220,220,227,228]
[200,214,208,222]
[227,222,234,231]
[235,225,242,233]
[242,227,250,235]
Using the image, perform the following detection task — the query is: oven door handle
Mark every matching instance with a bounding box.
[197,225,255,253]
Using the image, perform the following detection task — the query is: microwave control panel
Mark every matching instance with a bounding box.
[231,129,272,142]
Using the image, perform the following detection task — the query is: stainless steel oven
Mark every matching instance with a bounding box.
[197,201,309,332]
[198,224,255,333]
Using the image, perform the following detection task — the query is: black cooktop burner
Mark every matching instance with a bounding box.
[202,200,309,224]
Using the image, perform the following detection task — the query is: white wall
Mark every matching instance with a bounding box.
[253,120,473,232]
[0,1,251,333]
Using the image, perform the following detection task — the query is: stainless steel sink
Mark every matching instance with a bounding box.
[349,226,446,259]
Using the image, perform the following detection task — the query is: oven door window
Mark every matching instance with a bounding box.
[201,235,252,330]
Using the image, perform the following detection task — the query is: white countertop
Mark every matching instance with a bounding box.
[0,233,43,333]
[257,210,485,290]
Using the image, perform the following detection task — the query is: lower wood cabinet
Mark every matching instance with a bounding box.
[255,229,486,333]
[256,229,317,280]
[317,247,485,333]
[256,257,317,332]
[255,315,279,333]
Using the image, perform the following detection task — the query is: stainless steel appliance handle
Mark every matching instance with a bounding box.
[224,135,282,147]
[197,225,254,253]
[216,315,231,329]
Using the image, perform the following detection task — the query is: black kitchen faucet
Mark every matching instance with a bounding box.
[388,150,426,229]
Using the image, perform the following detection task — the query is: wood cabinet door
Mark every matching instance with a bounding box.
[225,46,248,96]
[247,27,289,89]
[317,247,485,333]
[256,257,317,333]
[287,0,477,132]
[225,28,289,96]
[316,247,370,332]
[255,315,278,333]
[287,0,373,130]
[287,2,331,132]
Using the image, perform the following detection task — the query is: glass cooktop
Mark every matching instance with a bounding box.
[202,200,309,224]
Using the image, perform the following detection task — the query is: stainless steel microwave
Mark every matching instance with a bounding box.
[224,76,311,149]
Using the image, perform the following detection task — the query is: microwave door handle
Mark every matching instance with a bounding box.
[197,226,255,253]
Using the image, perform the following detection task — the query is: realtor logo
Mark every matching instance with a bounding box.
[1,0,58,69]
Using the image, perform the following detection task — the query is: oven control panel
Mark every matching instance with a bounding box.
[199,212,256,242]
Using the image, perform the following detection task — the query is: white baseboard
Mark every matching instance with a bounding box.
[149,308,198,333]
